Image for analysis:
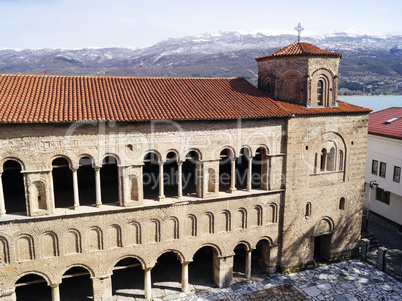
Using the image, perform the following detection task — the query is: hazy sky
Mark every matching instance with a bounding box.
[1,0,401,49]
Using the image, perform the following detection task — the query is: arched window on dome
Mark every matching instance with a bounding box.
[317,80,324,106]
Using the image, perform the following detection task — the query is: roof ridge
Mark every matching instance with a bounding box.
[0,73,242,81]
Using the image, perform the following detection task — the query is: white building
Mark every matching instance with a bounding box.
[365,107,402,227]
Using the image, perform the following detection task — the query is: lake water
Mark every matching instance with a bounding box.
[338,95,402,112]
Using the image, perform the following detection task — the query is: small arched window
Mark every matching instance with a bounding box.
[320,149,327,171]
[339,197,345,210]
[305,202,312,217]
[317,80,324,106]
[339,150,344,171]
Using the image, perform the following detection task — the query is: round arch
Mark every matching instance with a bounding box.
[111,255,146,271]
[50,154,74,169]
[143,150,162,163]
[154,249,186,265]
[183,148,202,161]
[101,153,121,165]
[164,149,181,162]
[59,263,95,279]
[314,216,335,236]
[1,157,26,171]
[14,271,51,286]
[78,154,96,167]
[231,240,252,252]
[217,146,236,159]
[192,242,223,258]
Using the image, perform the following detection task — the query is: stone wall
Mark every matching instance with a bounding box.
[280,113,369,270]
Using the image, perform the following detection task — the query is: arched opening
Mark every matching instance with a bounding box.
[317,79,324,106]
[182,151,198,196]
[15,274,51,301]
[189,246,218,288]
[306,202,312,217]
[339,150,344,171]
[233,243,248,281]
[143,152,159,200]
[52,158,74,208]
[164,152,178,198]
[219,149,232,192]
[235,148,249,190]
[327,147,336,171]
[2,160,26,214]
[320,149,327,172]
[339,197,345,210]
[112,257,144,299]
[101,156,119,204]
[60,266,92,300]
[251,239,272,276]
[252,147,268,189]
[77,157,96,206]
[152,252,182,296]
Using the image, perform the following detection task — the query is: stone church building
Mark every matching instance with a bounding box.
[0,42,370,300]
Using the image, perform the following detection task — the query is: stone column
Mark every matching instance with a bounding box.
[50,283,61,301]
[181,261,190,292]
[213,254,233,288]
[94,167,102,207]
[0,172,5,216]
[92,275,112,301]
[247,158,252,191]
[158,163,165,201]
[71,168,80,208]
[229,158,236,193]
[177,162,183,199]
[245,250,252,279]
[144,267,152,300]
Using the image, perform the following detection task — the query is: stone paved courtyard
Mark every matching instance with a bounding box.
[114,260,402,301]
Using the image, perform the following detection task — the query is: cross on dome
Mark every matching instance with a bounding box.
[294,23,304,42]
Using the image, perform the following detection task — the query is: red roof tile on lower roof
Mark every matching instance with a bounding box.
[368,107,402,140]
[0,74,369,123]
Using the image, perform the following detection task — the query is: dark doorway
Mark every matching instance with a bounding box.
[112,257,144,299]
[152,252,182,295]
[101,156,119,204]
[219,149,232,192]
[15,274,51,301]
[235,148,249,190]
[143,152,159,200]
[164,152,178,198]
[60,267,92,300]
[189,246,217,288]
[77,157,96,206]
[233,244,247,280]
[182,151,198,196]
[314,234,332,263]
[3,160,26,214]
[251,240,271,278]
[52,158,74,208]
[251,147,268,189]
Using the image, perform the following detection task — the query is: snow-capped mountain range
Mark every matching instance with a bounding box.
[0,30,401,93]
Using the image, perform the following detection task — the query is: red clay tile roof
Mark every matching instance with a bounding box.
[274,100,371,117]
[0,73,368,123]
[368,107,402,140]
[255,42,342,61]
